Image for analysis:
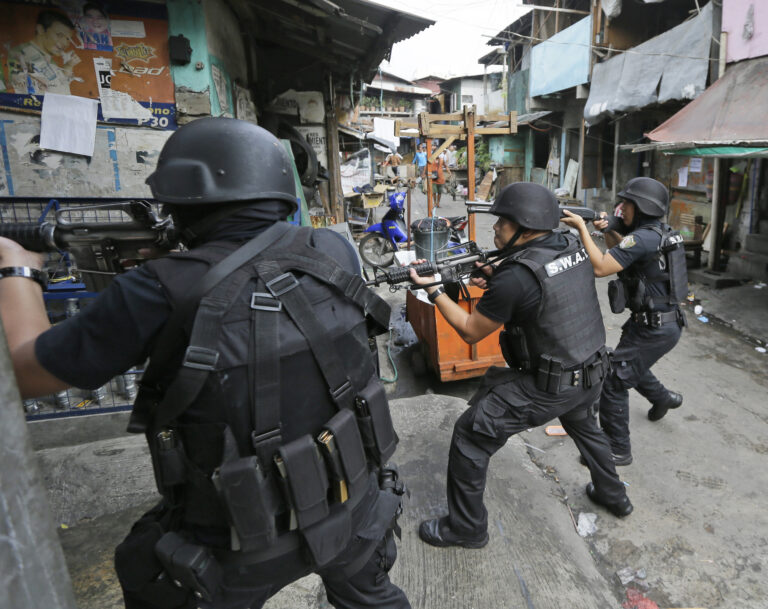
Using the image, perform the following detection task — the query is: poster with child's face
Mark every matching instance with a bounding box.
[0,0,175,129]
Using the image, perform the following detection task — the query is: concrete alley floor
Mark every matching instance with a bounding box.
[39,185,768,609]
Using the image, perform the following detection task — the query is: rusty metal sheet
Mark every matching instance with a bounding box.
[647,56,768,144]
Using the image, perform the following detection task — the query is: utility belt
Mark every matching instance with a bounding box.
[499,329,610,395]
[533,348,610,394]
[151,378,398,566]
[630,308,686,328]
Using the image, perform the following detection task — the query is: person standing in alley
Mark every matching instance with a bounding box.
[426,144,450,208]
[411,183,632,549]
[413,142,428,181]
[562,177,687,467]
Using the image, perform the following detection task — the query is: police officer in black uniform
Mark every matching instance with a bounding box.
[563,177,687,466]
[410,183,632,549]
[0,118,410,609]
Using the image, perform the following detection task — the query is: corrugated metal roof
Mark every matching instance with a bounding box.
[232,0,434,94]
[647,56,768,145]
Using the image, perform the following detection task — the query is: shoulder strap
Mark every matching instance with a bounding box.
[128,222,294,433]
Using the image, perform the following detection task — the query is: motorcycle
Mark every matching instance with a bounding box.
[358,190,408,268]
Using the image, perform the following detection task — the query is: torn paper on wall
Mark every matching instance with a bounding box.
[211,64,231,116]
[270,90,325,124]
[110,20,146,38]
[94,57,152,121]
[234,83,257,124]
[296,125,328,168]
[39,93,99,156]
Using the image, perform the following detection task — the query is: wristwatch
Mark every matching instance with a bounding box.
[427,287,445,303]
[0,266,48,291]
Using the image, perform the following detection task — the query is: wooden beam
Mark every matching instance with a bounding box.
[529,4,590,15]
[429,136,456,163]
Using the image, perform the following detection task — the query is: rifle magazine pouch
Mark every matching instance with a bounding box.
[213,456,277,552]
[607,279,626,314]
[500,327,529,369]
[155,531,221,603]
[114,506,189,608]
[302,503,352,567]
[278,435,330,529]
[324,409,369,503]
[355,380,398,466]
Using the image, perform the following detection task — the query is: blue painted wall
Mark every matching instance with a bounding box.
[166,0,213,94]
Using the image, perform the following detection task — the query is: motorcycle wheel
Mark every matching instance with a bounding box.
[359,233,397,268]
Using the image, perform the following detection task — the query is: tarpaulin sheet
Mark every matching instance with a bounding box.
[530,16,592,97]
[585,2,712,126]
[647,56,768,145]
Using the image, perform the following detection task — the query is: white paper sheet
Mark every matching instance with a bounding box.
[94,57,151,121]
[39,93,99,157]
[110,20,146,38]
[677,166,689,187]
[689,157,702,173]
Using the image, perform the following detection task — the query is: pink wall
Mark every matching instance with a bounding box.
[722,0,768,63]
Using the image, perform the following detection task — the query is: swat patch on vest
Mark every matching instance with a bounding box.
[619,235,636,249]
[544,248,590,277]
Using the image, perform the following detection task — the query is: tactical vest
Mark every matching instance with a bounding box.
[499,231,607,388]
[129,223,397,570]
[616,223,688,313]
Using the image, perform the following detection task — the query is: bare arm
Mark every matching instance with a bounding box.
[0,238,69,397]
[409,262,501,344]
[560,211,624,278]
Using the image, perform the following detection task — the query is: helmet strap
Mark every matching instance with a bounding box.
[500,226,527,253]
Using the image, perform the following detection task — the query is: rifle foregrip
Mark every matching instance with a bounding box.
[0,223,50,252]
[384,261,437,285]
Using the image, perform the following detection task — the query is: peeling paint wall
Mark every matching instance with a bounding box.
[204,0,249,117]
[0,111,170,197]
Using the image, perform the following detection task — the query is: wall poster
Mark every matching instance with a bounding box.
[0,0,176,130]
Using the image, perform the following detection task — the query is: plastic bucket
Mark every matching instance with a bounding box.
[411,217,450,262]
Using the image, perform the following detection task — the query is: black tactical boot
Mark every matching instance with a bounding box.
[418,517,489,549]
[579,452,633,467]
[585,483,634,518]
[647,391,683,422]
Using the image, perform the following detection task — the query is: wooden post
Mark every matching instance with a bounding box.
[612,118,621,202]
[325,92,344,223]
[466,106,476,242]
[406,185,412,251]
[708,157,725,271]
[426,137,433,217]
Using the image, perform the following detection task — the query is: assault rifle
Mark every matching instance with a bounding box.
[466,201,599,223]
[365,241,503,294]
[0,200,178,291]
[365,206,601,293]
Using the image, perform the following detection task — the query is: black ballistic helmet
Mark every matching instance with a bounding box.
[618,177,668,218]
[489,182,560,230]
[146,117,298,213]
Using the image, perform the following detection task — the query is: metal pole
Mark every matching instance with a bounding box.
[0,325,77,609]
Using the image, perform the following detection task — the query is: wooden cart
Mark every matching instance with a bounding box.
[406,286,505,382]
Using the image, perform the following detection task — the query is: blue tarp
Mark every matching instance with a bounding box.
[529,16,592,97]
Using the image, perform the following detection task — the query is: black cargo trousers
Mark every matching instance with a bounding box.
[122,533,405,609]
[445,367,627,536]
[119,484,410,609]
[599,313,683,456]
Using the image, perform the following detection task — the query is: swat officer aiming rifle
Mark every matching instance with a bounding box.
[409,182,632,550]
